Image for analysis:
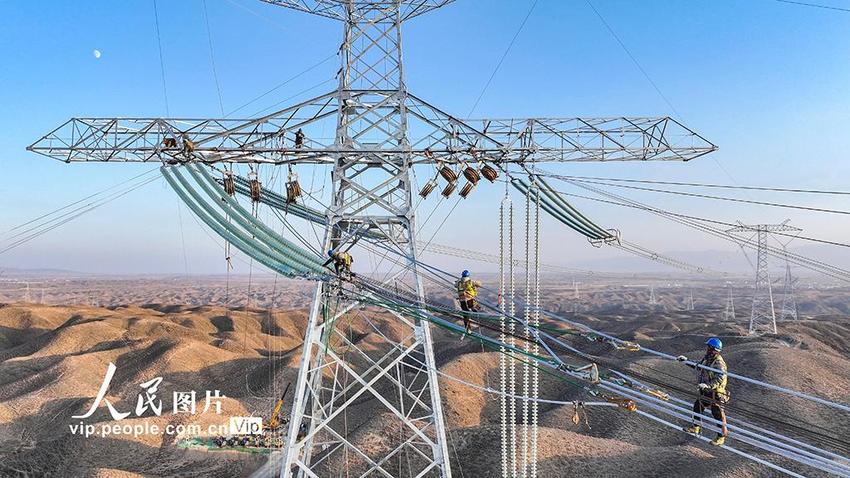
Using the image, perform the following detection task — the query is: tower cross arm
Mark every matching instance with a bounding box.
[260,0,455,21]
[26,92,343,165]
[474,116,717,163]
[726,221,802,234]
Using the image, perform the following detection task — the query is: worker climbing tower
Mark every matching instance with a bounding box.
[727,222,800,335]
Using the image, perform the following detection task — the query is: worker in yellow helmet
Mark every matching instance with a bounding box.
[455,270,481,333]
[325,249,354,279]
[678,337,729,446]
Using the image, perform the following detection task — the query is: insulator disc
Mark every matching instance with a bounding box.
[286,180,302,203]
[419,180,437,198]
[441,182,457,198]
[459,182,475,199]
[250,179,262,202]
[223,175,236,196]
[439,166,458,183]
[463,167,480,184]
[481,164,499,182]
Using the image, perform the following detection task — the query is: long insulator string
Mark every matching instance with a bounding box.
[530,182,540,478]
[499,193,509,478]
[508,190,518,478]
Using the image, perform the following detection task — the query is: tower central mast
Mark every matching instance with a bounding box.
[277,2,452,476]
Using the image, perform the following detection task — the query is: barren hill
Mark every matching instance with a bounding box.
[0,284,847,477]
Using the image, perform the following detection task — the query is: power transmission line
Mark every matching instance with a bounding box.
[467,0,539,117]
[202,0,225,115]
[548,174,850,196]
[584,0,681,118]
[556,176,850,216]
[552,187,850,250]
[775,0,850,13]
[152,0,169,116]
[225,54,336,117]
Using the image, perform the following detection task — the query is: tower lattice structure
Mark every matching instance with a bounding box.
[723,286,736,321]
[779,248,799,321]
[728,222,800,335]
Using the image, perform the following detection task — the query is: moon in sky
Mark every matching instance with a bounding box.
[93,49,102,59]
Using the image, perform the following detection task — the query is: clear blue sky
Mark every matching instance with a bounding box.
[1,0,849,275]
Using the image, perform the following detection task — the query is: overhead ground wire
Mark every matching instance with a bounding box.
[555,176,850,216]
[547,174,850,196]
[551,187,850,250]
[0,173,160,256]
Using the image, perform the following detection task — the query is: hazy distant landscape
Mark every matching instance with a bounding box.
[0,274,847,477]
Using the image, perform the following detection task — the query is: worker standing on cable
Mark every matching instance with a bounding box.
[678,337,729,446]
[455,270,481,333]
[324,249,354,279]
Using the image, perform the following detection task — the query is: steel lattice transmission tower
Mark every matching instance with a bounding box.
[779,247,799,321]
[722,285,736,321]
[264,2,455,476]
[728,222,801,335]
[26,1,717,476]
[572,278,580,313]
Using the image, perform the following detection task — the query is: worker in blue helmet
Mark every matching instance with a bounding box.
[455,270,481,333]
[678,337,729,446]
[323,249,354,279]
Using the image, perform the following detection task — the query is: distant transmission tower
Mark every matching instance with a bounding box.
[779,248,799,321]
[685,289,695,311]
[723,286,736,321]
[573,278,580,313]
[649,285,657,306]
[728,221,801,335]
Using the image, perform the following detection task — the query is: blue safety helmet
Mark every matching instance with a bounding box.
[706,337,723,351]
[461,270,470,278]
[328,249,335,257]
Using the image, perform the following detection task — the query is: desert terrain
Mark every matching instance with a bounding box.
[0,274,848,477]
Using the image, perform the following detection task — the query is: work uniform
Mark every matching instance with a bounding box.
[455,277,481,333]
[331,251,353,278]
[455,277,481,312]
[691,352,728,436]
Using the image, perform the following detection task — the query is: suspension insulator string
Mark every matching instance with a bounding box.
[530,181,541,478]
[520,178,532,478]
[499,191,509,478]
[508,181,518,478]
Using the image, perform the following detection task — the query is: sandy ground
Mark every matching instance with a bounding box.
[0,276,847,477]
